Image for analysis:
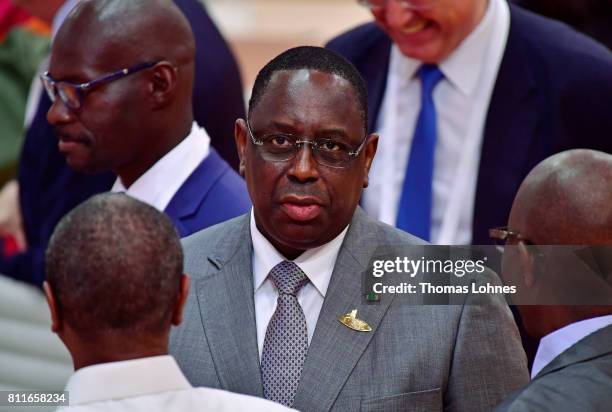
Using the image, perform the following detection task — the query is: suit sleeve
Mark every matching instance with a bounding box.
[444,269,530,411]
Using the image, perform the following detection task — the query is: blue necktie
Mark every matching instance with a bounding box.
[396,64,444,240]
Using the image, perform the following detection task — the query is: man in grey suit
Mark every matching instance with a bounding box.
[171,46,529,411]
[493,149,612,412]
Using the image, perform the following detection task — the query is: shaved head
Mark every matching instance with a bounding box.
[58,0,195,69]
[504,150,612,338]
[510,149,612,245]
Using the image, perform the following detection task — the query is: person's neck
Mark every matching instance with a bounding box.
[116,120,193,188]
[534,305,612,339]
[72,341,168,371]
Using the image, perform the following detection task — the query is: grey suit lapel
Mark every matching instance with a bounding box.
[195,214,264,396]
[294,208,396,411]
[535,324,612,379]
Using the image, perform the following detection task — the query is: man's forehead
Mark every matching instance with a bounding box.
[49,42,104,81]
[255,69,357,115]
[270,69,352,93]
[50,27,136,80]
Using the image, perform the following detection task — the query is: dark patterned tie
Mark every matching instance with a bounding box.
[261,260,309,407]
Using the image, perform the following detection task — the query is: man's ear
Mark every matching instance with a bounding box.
[518,241,535,288]
[172,274,190,326]
[148,62,178,109]
[43,281,62,334]
[235,119,248,178]
[362,134,378,188]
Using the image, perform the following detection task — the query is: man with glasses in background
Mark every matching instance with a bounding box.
[327,0,612,246]
[0,0,247,287]
[42,0,249,238]
[170,46,528,411]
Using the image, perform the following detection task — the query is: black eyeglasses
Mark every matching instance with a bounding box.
[246,119,367,169]
[41,61,160,111]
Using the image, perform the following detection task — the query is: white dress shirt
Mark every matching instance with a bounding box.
[250,210,348,359]
[111,122,211,212]
[58,355,294,411]
[531,314,612,379]
[363,0,510,245]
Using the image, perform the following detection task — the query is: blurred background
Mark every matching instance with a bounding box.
[202,0,371,92]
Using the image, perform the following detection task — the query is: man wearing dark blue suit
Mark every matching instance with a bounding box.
[0,0,248,285]
[327,0,612,246]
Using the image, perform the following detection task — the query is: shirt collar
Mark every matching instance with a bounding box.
[391,0,501,97]
[250,209,349,298]
[531,314,612,379]
[111,122,211,211]
[65,355,191,405]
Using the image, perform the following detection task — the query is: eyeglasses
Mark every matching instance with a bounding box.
[246,120,367,169]
[357,0,435,10]
[41,61,160,111]
[489,226,533,252]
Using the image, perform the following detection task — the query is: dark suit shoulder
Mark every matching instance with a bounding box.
[500,358,612,411]
[497,326,612,412]
[510,5,612,74]
[197,150,251,216]
[164,148,250,237]
[326,22,390,61]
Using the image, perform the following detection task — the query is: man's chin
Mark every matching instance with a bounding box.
[65,156,103,175]
[276,224,336,250]
[396,38,445,64]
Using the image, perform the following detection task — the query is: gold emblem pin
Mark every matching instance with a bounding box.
[339,309,372,332]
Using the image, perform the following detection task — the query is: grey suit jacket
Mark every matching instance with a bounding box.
[170,208,529,411]
[495,324,612,412]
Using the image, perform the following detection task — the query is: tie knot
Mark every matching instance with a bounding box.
[418,64,444,95]
[269,261,308,296]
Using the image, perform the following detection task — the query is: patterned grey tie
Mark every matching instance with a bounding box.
[261,260,309,407]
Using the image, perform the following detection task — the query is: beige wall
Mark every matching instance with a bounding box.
[205,0,372,91]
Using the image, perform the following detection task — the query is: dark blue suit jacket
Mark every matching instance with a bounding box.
[0,0,247,285]
[165,148,251,238]
[327,4,612,245]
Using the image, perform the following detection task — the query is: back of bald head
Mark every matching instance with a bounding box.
[57,0,195,70]
[511,149,612,245]
[45,193,184,340]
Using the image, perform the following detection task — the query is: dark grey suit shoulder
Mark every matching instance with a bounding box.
[496,324,612,412]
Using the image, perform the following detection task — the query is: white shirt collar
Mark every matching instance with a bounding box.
[111,122,211,212]
[52,0,81,40]
[531,314,612,379]
[250,209,348,298]
[390,0,500,97]
[65,355,191,405]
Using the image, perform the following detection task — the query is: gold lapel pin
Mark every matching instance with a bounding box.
[339,309,372,332]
